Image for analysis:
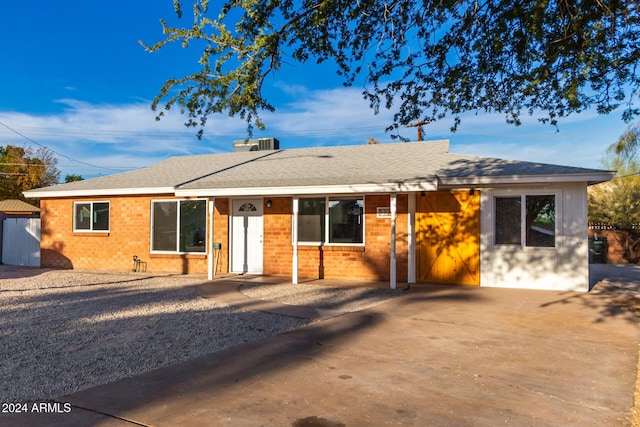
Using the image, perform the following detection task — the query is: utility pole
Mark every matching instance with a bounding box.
[407,120,430,141]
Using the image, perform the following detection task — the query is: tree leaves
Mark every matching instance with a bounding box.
[0,145,61,200]
[143,0,640,137]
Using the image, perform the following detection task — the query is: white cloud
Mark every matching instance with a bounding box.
[0,87,633,180]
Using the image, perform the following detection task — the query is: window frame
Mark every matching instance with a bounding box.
[295,195,365,247]
[490,189,561,250]
[73,201,110,233]
[150,198,208,254]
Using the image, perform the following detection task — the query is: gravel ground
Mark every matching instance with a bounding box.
[0,268,402,404]
[0,269,310,403]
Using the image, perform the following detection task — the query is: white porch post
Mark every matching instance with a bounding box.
[408,193,416,284]
[390,193,397,289]
[207,198,215,280]
[292,197,299,284]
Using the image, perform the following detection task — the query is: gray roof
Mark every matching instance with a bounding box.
[24,140,613,198]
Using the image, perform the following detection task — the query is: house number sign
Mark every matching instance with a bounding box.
[377,207,392,218]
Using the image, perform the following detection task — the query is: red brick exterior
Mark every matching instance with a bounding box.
[41,196,207,273]
[40,194,410,281]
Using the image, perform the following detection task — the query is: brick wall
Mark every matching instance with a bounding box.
[41,194,410,281]
[213,198,230,274]
[262,195,409,281]
[263,197,294,276]
[40,196,208,273]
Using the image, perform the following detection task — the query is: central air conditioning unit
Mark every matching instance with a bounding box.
[232,138,280,152]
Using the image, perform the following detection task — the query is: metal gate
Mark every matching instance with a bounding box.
[2,218,40,267]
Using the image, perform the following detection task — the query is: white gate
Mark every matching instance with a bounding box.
[2,218,40,267]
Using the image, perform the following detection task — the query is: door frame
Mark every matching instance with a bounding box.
[230,198,264,274]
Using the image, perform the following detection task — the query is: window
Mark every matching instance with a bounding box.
[151,199,206,253]
[494,194,556,248]
[297,196,364,245]
[298,198,325,243]
[74,202,109,232]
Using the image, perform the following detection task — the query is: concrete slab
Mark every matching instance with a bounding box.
[2,269,638,426]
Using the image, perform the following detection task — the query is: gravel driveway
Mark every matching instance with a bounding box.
[0,269,312,403]
[0,268,403,404]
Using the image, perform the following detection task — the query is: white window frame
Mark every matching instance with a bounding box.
[490,189,562,251]
[150,198,208,254]
[294,195,365,247]
[73,201,110,232]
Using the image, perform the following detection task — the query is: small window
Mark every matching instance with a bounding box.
[494,194,556,248]
[151,199,206,253]
[74,202,110,232]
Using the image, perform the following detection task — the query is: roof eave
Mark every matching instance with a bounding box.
[23,187,176,199]
[175,181,438,197]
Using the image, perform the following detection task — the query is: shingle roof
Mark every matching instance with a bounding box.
[24,140,613,198]
[0,199,40,212]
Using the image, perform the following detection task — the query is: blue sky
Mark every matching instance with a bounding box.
[0,1,634,180]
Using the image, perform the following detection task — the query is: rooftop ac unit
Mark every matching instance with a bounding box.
[233,138,280,152]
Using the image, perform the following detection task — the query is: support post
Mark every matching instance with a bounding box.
[390,193,397,289]
[207,198,215,280]
[408,193,416,284]
[292,197,299,285]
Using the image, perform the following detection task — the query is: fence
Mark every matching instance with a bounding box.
[1,218,40,267]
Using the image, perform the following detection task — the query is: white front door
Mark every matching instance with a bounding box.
[231,199,264,274]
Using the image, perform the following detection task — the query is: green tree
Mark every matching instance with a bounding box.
[65,174,84,183]
[588,134,640,263]
[0,145,61,201]
[142,0,640,137]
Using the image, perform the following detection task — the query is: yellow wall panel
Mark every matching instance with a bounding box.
[417,191,480,285]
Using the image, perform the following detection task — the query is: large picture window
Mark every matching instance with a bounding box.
[74,202,110,232]
[494,194,556,248]
[297,196,364,244]
[151,199,206,253]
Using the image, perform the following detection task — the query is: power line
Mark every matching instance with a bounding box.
[0,120,123,171]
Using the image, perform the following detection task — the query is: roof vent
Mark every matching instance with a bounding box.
[233,138,280,152]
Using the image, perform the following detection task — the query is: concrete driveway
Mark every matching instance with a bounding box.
[3,265,639,426]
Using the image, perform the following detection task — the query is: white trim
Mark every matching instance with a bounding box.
[207,198,215,280]
[25,187,176,199]
[439,173,614,187]
[175,182,438,198]
[292,197,299,285]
